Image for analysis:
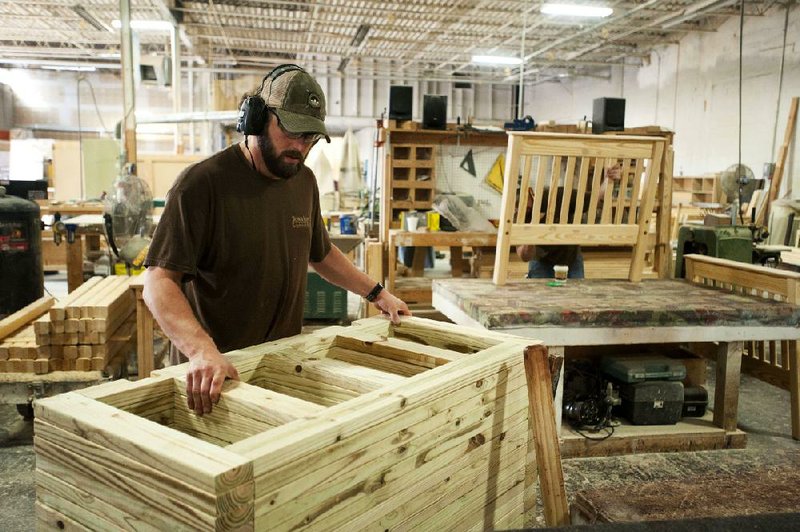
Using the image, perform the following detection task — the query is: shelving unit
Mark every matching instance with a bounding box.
[672,174,720,205]
[388,143,436,226]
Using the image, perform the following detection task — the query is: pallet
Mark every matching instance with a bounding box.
[34,317,562,531]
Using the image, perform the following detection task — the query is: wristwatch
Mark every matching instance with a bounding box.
[365,282,384,302]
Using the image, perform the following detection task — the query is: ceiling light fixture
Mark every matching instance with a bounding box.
[541,3,613,18]
[112,19,173,31]
[71,5,109,32]
[351,24,370,47]
[42,65,98,72]
[471,55,523,66]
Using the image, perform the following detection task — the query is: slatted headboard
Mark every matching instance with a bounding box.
[493,132,666,284]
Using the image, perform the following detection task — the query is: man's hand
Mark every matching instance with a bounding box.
[606,164,622,181]
[185,351,240,415]
[373,290,412,324]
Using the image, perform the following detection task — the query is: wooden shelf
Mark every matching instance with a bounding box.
[560,412,746,458]
[673,175,719,204]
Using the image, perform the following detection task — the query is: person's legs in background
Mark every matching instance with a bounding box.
[568,252,585,279]
[527,260,555,279]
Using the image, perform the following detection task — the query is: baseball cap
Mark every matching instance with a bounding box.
[261,69,331,143]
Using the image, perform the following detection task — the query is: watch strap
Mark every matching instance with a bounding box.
[365,282,384,302]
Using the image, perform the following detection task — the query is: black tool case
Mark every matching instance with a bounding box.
[619,381,684,425]
[682,385,709,417]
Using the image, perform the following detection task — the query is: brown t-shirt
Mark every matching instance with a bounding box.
[145,144,331,354]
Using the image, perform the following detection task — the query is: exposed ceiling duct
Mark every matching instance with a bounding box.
[0,1,781,84]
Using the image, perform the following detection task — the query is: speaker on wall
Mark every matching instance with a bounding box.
[423,94,447,130]
[389,86,413,121]
[592,97,625,134]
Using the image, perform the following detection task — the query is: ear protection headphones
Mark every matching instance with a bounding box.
[236,64,306,135]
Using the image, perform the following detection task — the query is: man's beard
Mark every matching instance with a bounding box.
[257,133,304,180]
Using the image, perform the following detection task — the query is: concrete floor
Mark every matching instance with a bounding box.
[2,273,799,530]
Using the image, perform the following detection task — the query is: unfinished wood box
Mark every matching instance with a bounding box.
[34,317,542,531]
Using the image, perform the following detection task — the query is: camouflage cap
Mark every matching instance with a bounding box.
[261,69,330,142]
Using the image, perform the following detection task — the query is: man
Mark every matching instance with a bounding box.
[143,64,410,415]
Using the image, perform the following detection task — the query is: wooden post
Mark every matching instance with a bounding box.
[759,96,798,225]
[523,345,569,527]
[66,236,84,293]
[655,145,674,279]
[714,341,743,432]
[364,240,383,318]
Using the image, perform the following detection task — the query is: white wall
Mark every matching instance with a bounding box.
[525,4,800,197]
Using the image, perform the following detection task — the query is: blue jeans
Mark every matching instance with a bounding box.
[527,253,585,279]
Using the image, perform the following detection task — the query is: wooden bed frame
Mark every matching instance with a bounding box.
[684,254,800,440]
[493,132,666,284]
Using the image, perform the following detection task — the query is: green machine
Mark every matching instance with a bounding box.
[674,224,753,278]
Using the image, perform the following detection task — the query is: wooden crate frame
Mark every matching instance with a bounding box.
[34,317,550,531]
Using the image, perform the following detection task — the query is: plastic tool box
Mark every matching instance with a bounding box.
[601,355,687,384]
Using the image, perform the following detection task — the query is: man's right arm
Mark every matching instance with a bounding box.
[142,267,239,415]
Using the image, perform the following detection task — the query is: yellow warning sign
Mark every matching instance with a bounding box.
[485,153,505,194]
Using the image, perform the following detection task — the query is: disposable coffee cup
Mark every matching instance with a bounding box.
[553,265,568,284]
[407,216,419,231]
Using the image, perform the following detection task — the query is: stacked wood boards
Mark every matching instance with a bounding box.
[32,276,135,374]
[0,296,54,374]
[34,317,547,531]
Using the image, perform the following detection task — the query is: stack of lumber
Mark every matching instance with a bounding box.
[31,276,135,373]
[0,296,54,374]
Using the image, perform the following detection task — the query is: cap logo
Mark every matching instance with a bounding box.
[308,93,321,108]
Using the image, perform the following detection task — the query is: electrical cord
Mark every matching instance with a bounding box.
[737,0,745,225]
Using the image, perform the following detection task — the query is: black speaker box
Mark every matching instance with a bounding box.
[389,86,413,121]
[592,97,625,134]
[423,94,447,130]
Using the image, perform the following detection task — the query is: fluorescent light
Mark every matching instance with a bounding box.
[112,19,173,31]
[541,3,613,17]
[471,55,523,66]
[42,65,97,72]
[71,5,109,32]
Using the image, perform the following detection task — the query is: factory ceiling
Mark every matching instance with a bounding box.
[0,1,786,84]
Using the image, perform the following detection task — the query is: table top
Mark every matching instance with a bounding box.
[389,230,497,247]
[432,278,800,344]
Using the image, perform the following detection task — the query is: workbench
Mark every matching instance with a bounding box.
[432,277,800,457]
[386,229,497,302]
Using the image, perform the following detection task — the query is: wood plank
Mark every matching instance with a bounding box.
[34,391,252,493]
[50,276,104,320]
[524,345,569,526]
[243,354,529,520]
[517,133,660,159]
[761,96,798,224]
[364,433,527,532]
[0,296,54,342]
[260,407,529,531]
[36,440,252,530]
[509,223,638,246]
[35,417,248,518]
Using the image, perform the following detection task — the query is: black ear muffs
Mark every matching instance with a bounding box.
[236,95,267,135]
[236,64,307,136]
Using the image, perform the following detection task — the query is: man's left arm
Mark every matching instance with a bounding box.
[310,246,411,323]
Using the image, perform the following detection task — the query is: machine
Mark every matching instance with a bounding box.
[103,163,154,269]
[674,163,770,277]
[674,224,753,278]
[0,185,43,316]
